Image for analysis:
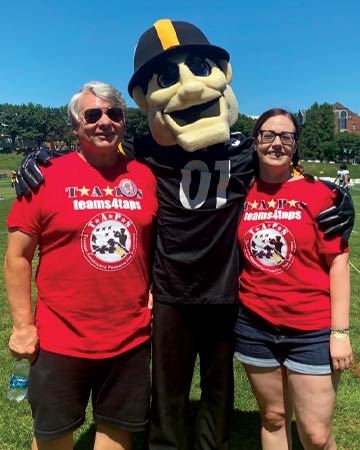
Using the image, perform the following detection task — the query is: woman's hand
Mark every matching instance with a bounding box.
[330,335,353,372]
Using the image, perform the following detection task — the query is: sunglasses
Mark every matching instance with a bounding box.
[156,56,211,88]
[82,107,124,124]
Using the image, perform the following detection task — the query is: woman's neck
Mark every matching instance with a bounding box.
[259,166,293,184]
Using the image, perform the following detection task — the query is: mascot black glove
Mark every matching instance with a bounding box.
[316,179,355,243]
[15,148,61,198]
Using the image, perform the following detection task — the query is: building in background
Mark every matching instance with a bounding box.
[332,102,360,135]
[298,103,360,135]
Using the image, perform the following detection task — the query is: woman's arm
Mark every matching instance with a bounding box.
[326,252,353,372]
[4,229,39,362]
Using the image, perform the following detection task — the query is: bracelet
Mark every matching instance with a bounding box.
[331,332,350,339]
[330,328,349,334]
[330,328,350,339]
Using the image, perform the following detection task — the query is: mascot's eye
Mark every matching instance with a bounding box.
[157,63,180,88]
[186,56,211,77]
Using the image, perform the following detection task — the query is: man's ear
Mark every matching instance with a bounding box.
[218,60,233,83]
[132,86,150,112]
[72,127,79,137]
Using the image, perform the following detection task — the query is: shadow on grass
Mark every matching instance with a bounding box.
[229,408,303,450]
[74,401,304,450]
[74,425,147,449]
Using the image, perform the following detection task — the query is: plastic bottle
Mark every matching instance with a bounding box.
[7,359,30,402]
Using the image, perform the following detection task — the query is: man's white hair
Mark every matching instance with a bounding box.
[68,81,127,129]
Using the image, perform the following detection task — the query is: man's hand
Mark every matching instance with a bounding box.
[9,325,39,364]
[316,179,355,243]
[148,291,153,310]
[15,148,58,198]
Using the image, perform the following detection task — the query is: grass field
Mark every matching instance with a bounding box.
[0,166,358,449]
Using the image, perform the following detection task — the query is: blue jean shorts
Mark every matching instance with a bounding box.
[234,305,332,375]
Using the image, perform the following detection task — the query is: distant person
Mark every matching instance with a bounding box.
[235,108,353,450]
[334,164,350,190]
[11,170,16,188]
[4,81,158,450]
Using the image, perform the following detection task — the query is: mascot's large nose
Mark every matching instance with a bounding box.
[176,65,205,99]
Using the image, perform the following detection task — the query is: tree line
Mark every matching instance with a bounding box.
[1,101,359,162]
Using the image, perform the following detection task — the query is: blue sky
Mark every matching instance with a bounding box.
[1,0,359,116]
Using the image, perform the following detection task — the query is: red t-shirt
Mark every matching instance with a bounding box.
[237,177,348,330]
[7,152,158,358]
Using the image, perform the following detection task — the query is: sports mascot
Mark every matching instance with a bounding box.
[16,19,354,450]
[125,19,254,450]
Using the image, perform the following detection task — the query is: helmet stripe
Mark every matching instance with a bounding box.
[154,19,180,50]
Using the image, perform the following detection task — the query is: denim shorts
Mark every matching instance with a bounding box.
[234,305,332,375]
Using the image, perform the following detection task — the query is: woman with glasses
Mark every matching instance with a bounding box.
[234,108,353,449]
[5,81,158,450]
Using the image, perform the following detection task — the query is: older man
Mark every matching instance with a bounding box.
[5,81,157,450]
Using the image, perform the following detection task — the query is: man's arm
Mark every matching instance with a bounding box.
[4,229,39,362]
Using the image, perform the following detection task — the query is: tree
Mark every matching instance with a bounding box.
[125,108,150,137]
[298,103,321,160]
[318,103,336,161]
[298,102,335,161]
[231,113,256,137]
[0,103,24,149]
[20,103,49,148]
[46,106,75,150]
[335,132,360,162]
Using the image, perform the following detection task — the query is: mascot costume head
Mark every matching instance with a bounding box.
[128,18,238,152]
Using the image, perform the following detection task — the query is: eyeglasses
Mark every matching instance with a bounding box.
[82,107,124,124]
[157,55,211,88]
[258,130,296,146]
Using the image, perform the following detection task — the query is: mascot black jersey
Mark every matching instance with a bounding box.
[123,133,254,304]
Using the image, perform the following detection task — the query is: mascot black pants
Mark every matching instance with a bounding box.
[148,302,238,450]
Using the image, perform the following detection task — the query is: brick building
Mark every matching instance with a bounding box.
[332,102,360,135]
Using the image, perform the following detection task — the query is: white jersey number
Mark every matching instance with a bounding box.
[179,160,231,209]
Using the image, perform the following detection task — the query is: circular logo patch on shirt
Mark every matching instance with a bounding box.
[81,212,137,271]
[119,179,138,198]
[243,222,295,274]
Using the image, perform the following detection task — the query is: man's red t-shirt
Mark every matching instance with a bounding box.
[7,152,158,358]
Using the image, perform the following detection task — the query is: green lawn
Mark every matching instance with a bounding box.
[303,162,360,180]
[0,173,359,449]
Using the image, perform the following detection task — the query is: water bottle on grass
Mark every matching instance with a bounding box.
[7,359,30,402]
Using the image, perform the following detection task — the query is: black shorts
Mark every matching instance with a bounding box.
[28,342,151,440]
